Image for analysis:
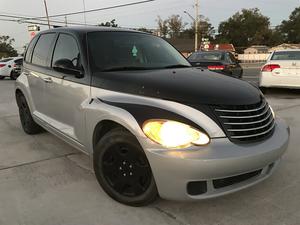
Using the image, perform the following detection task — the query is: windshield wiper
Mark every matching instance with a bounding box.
[163,64,191,69]
[102,66,152,72]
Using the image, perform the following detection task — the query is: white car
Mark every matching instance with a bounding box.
[0,57,23,80]
[260,49,300,89]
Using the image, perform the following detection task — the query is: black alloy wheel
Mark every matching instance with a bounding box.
[16,93,43,134]
[94,128,158,206]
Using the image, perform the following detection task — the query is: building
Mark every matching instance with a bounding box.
[244,45,269,54]
[167,38,195,57]
[269,43,300,52]
[205,44,235,52]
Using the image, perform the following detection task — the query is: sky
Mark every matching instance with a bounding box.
[0,0,299,53]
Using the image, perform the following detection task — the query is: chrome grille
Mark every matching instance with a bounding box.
[214,100,275,143]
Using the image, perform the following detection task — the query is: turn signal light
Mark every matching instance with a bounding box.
[261,64,280,72]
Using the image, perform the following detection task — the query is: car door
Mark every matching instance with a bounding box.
[43,33,90,145]
[23,33,57,116]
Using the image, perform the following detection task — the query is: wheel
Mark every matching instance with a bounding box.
[0,76,4,80]
[10,71,18,80]
[16,93,43,134]
[94,128,158,206]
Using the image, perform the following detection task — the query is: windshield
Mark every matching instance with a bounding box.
[88,31,190,72]
[188,52,224,61]
[271,51,300,60]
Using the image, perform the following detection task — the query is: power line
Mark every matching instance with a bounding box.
[26,0,155,20]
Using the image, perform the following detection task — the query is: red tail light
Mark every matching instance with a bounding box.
[261,64,280,72]
[0,64,5,68]
[207,65,225,70]
[13,64,17,68]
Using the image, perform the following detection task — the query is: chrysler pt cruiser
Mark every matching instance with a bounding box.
[15,27,289,206]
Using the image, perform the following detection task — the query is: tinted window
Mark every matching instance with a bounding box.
[14,58,23,65]
[88,32,190,72]
[188,52,224,61]
[25,36,38,63]
[52,34,81,69]
[271,51,300,60]
[32,33,56,67]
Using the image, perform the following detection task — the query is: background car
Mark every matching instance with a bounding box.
[260,50,300,90]
[187,51,243,78]
[10,58,23,80]
[0,57,23,80]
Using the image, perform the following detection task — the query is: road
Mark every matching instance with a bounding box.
[0,75,300,225]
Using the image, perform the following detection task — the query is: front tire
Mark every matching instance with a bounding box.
[0,76,4,80]
[94,128,158,206]
[16,93,43,134]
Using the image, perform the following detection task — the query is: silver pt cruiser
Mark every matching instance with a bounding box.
[15,27,289,206]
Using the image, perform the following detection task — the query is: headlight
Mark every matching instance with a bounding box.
[142,120,210,149]
[269,105,275,118]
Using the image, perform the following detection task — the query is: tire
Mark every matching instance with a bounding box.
[16,93,43,134]
[10,71,18,80]
[0,76,4,80]
[94,128,158,206]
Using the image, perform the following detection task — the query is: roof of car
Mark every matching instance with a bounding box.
[273,49,300,52]
[40,26,143,35]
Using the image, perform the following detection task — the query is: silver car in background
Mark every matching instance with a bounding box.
[15,27,289,206]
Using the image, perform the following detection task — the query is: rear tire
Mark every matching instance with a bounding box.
[16,93,43,134]
[10,71,18,80]
[93,128,158,206]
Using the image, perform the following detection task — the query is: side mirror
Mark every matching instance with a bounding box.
[53,59,84,78]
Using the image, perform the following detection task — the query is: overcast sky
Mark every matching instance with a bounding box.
[0,0,299,53]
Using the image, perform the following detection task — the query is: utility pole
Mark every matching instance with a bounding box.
[43,0,51,29]
[195,0,199,52]
[82,0,87,25]
[65,16,68,26]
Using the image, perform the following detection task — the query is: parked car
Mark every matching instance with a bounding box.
[0,57,23,80]
[260,50,300,90]
[10,58,23,80]
[187,51,243,78]
[15,27,289,206]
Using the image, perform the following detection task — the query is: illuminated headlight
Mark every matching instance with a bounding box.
[142,120,210,149]
[269,106,275,118]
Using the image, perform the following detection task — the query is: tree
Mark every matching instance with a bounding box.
[216,8,273,49]
[167,15,187,38]
[99,19,118,27]
[0,35,18,58]
[277,7,300,43]
[137,27,153,34]
[181,15,215,41]
[157,16,168,37]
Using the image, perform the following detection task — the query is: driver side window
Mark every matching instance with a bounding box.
[52,34,81,72]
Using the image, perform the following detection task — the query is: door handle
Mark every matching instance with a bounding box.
[43,77,53,83]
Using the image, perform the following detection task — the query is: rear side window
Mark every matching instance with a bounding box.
[24,36,38,63]
[271,51,300,60]
[52,34,81,70]
[32,33,56,67]
[188,52,223,61]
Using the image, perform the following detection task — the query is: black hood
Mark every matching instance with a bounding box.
[92,68,261,106]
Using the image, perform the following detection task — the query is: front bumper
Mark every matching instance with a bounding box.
[144,118,289,201]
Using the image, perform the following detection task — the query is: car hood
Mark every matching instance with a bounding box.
[92,68,261,106]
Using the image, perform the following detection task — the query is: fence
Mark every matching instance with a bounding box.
[238,53,270,63]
